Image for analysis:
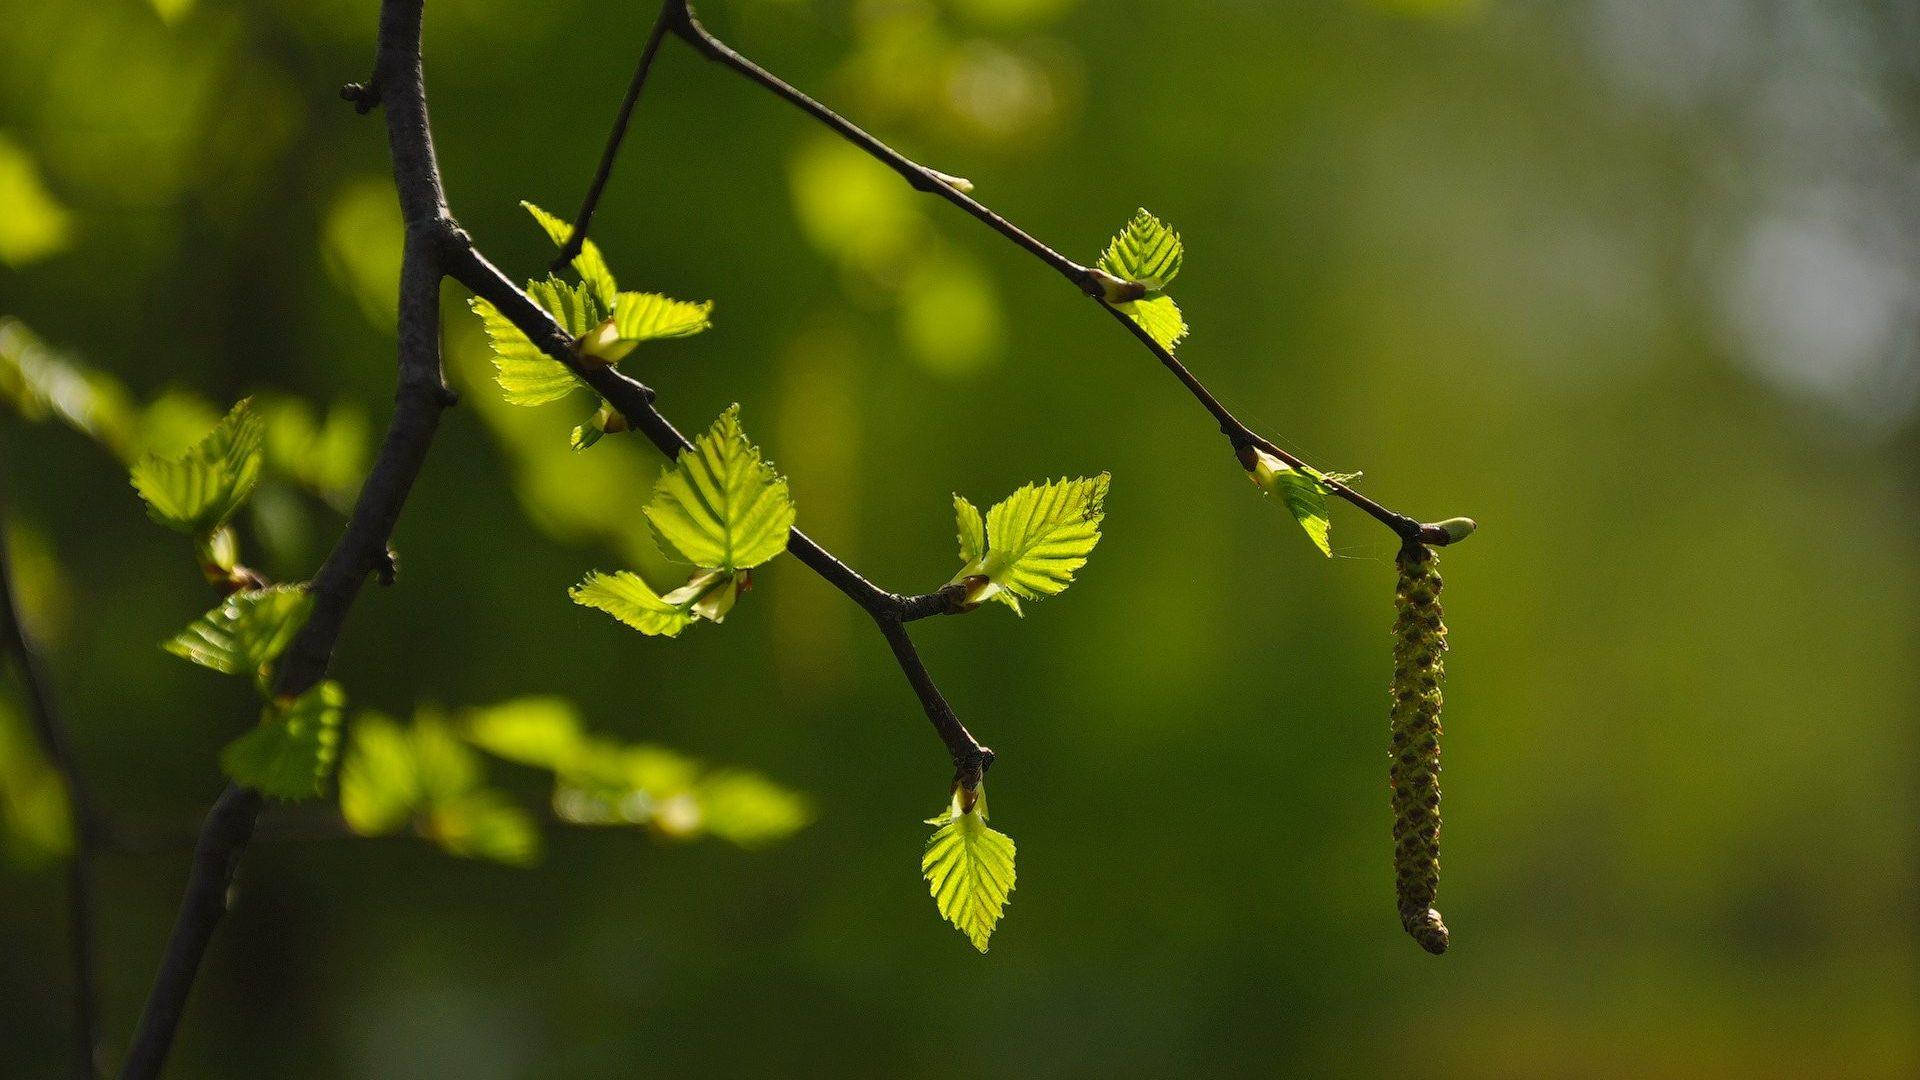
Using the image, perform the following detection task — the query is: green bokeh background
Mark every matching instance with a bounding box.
[3,0,1916,1075]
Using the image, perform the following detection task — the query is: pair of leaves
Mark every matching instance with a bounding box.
[923,785,1016,952]
[129,398,264,535]
[1245,448,1359,558]
[1098,209,1187,353]
[950,474,1109,615]
[572,406,796,637]
[220,681,345,800]
[464,697,810,845]
[472,202,712,443]
[338,711,538,865]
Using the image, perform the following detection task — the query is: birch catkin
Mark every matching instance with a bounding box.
[1390,541,1449,954]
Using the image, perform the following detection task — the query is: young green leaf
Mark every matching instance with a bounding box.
[954,495,985,565]
[426,789,539,866]
[644,405,795,572]
[1098,208,1184,290]
[338,712,419,834]
[695,771,813,846]
[1246,448,1356,558]
[570,570,699,638]
[339,711,542,864]
[463,697,583,770]
[951,474,1109,614]
[129,398,265,534]
[471,276,605,406]
[1114,295,1187,353]
[521,201,618,309]
[220,681,344,800]
[614,291,713,343]
[162,584,314,677]
[922,785,1016,952]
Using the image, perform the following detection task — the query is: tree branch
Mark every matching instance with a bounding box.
[0,488,101,1080]
[550,0,676,272]
[657,0,1457,544]
[442,245,990,780]
[118,3,459,1075]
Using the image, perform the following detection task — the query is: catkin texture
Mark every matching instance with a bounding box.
[1391,542,1449,954]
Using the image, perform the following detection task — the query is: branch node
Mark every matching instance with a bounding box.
[954,746,995,791]
[339,80,381,114]
[375,545,398,587]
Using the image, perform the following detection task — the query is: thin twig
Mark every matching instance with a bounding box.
[550,0,677,272]
[442,244,991,779]
[664,0,1445,543]
[0,490,101,1080]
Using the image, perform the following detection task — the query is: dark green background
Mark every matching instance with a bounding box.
[3,0,1915,1075]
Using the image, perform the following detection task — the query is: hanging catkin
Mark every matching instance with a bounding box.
[1390,541,1449,954]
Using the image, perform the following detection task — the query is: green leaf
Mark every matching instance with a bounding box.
[696,771,812,846]
[922,785,1016,952]
[954,495,984,565]
[0,697,74,866]
[570,570,698,637]
[162,584,314,677]
[614,291,713,343]
[1115,295,1187,352]
[1098,208,1183,290]
[472,276,604,407]
[129,398,265,534]
[220,681,344,800]
[338,713,419,835]
[1247,448,1344,557]
[644,405,795,572]
[521,201,617,309]
[464,697,583,770]
[427,789,540,865]
[961,473,1109,611]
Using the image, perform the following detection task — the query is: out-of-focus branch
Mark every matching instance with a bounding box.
[0,488,102,1079]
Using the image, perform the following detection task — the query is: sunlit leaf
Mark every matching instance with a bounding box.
[472,276,603,407]
[464,697,583,770]
[1098,208,1183,290]
[162,584,313,677]
[953,474,1109,613]
[521,200,617,309]
[922,785,1016,952]
[260,397,370,506]
[614,291,713,343]
[570,570,698,638]
[0,320,139,459]
[220,681,344,800]
[129,398,265,534]
[696,771,812,846]
[0,134,73,267]
[644,405,795,571]
[954,495,985,565]
[339,710,540,864]
[1115,295,1187,352]
[427,789,540,866]
[1247,448,1351,557]
[338,713,419,835]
